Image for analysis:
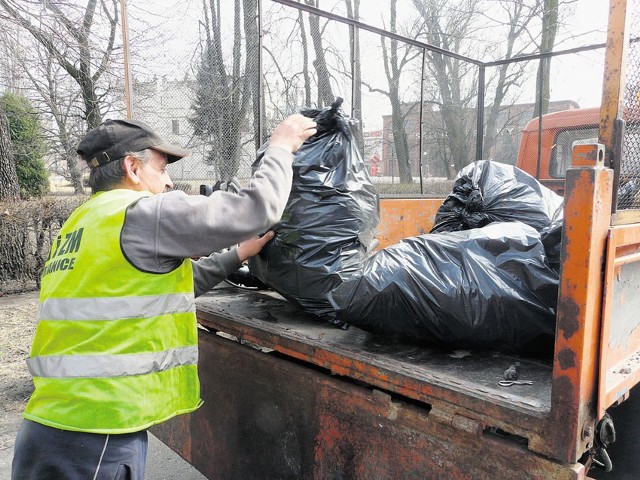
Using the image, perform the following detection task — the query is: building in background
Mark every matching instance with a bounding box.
[381,99,581,180]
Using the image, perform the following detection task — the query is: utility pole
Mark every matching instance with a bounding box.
[120,0,134,118]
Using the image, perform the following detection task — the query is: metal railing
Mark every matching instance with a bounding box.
[124,0,612,199]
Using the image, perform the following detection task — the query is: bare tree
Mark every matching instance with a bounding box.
[243,0,263,148]
[17,45,86,193]
[0,27,86,193]
[361,0,421,183]
[191,0,259,179]
[0,0,120,130]
[0,23,26,95]
[534,0,559,117]
[0,109,20,202]
[383,0,419,183]
[297,7,312,107]
[345,0,361,124]
[481,1,542,159]
[412,0,480,177]
[304,0,334,107]
[411,0,552,174]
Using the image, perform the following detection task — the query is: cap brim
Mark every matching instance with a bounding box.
[151,142,191,163]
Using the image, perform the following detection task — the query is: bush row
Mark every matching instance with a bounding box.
[0,196,86,294]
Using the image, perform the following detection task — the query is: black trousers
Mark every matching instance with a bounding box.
[12,420,148,480]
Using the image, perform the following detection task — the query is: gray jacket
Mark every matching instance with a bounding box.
[121,146,292,297]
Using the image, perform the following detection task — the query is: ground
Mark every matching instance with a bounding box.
[0,290,38,453]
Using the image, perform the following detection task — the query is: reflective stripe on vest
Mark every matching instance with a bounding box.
[27,345,198,378]
[38,293,195,321]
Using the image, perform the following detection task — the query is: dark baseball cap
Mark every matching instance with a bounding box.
[77,119,191,169]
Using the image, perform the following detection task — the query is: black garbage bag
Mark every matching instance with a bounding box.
[328,222,559,351]
[431,160,564,233]
[540,219,563,274]
[249,99,380,325]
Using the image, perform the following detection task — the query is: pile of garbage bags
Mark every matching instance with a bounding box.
[249,102,564,351]
[430,160,563,233]
[327,161,563,350]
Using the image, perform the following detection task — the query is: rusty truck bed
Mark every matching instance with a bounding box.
[195,287,554,418]
[153,286,589,480]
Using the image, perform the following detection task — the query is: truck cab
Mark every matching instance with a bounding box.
[516,107,599,195]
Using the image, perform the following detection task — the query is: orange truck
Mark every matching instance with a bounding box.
[152,1,640,478]
[516,106,600,196]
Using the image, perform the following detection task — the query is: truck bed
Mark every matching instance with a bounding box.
[151,286,590,479]
[196,286,554,418]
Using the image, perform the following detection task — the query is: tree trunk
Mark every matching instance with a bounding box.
[243,0,262,147]
[298,10,312,107]
[0,110,20,202]
[345,0,362,124]
[55,117,84,194]
[534,0,559,117]
[390,99,412,183]
[385,0,412,183]
[194,0,249,180]
[305,0,334,107]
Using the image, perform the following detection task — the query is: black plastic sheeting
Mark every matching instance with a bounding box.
[540,220,563,274]
[328,221,559,351]
[431,160,564,233]
[249,99,379,325]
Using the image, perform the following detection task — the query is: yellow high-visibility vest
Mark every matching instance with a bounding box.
[24,189,201,434]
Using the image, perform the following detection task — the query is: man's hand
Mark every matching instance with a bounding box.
[269,114,317,153]
[236,231,275,262]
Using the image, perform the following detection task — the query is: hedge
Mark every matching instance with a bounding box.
[0,195,86,294]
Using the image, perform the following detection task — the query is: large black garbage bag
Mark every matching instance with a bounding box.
[328,222,559,351]
[249,99,380,325]
[431,160,564,233]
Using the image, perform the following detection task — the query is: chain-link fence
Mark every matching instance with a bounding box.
[124,0,615,199]
[618,0,640,211]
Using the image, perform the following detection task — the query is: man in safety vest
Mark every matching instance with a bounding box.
[11,114,316,480]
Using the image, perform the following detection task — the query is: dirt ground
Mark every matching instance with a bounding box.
[0,290,38,452]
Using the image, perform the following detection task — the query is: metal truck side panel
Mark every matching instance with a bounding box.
[549,163,613,463]
[154,330,587,480]
[599,223,640,417]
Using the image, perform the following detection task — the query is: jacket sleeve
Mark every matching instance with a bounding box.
[121,145,292,274]
[191,249,242,297]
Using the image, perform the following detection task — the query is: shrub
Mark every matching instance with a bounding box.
[0,195,86,293]
[0,93,49,199]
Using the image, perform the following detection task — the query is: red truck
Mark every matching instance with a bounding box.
[152,1,640,478]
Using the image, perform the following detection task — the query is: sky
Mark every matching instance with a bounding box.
[551,0,611,107]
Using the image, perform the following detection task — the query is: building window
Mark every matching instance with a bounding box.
[172,119,180,135]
